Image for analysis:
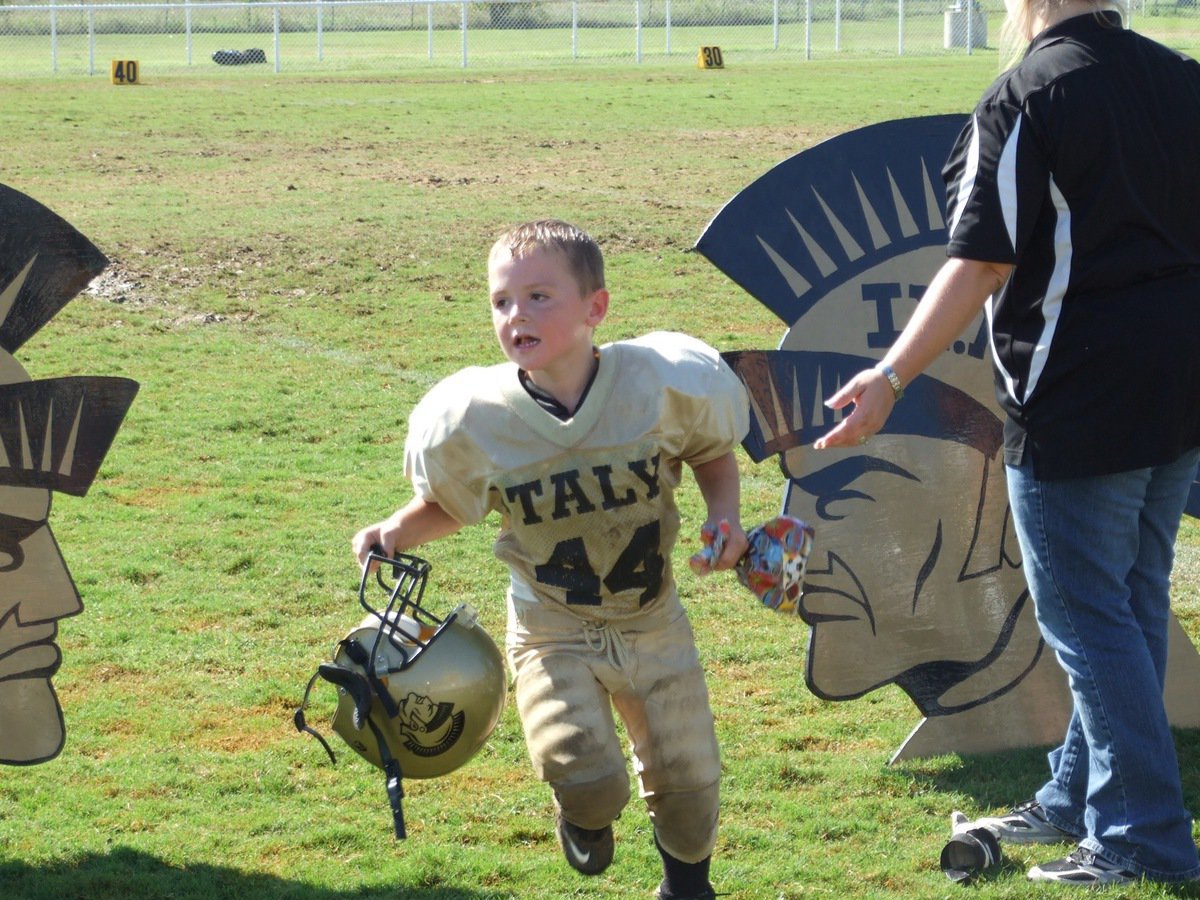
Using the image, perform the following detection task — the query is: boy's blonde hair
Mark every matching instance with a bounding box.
[490,220,606,296]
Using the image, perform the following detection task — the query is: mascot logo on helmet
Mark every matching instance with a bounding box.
[394,690,465,758]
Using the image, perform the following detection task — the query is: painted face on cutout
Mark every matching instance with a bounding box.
[0,352,83,764]
[0,483,82,763]
[781,430,1038,715]
[0,183,140,766]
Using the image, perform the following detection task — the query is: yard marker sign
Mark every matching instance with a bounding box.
[110,60,139,85]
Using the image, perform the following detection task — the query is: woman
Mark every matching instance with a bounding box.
[814,0,1200,886]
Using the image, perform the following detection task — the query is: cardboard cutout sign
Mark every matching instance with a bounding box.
[0,183,139,765]
[697,117,1200,761]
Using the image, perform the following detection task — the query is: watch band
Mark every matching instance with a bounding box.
[878,364,904,401]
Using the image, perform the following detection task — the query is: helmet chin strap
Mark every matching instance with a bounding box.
[292,671,338,765]
[316,662,373,730]
[294,646,411,840]
[365,715,408,840]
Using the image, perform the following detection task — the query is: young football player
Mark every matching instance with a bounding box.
[352,219,749,900]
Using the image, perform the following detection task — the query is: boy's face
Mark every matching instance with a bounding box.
[488,246,608,378]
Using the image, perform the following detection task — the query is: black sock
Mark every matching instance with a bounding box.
[655,833,713,898]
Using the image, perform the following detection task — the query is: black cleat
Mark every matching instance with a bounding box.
[555,809,614,876]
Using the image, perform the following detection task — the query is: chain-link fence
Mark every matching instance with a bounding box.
[1,0,1196,74]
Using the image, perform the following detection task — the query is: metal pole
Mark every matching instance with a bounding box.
[572,0,578,58]
[898,0,904,55]
[665,0,671,55]
[461,1,467,68]
[88,9,94,75]
[428,3,434,60]
[805,0,811,60]
[317,3,323,61]
[186,0,193,65]
[274,6,281,71]
[773,0,779,50]
[635,0,642,63]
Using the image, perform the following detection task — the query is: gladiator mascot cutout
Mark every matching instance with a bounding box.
[0,184,138,765]
[697,116,1200,761]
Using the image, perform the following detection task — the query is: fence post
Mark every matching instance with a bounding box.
[186,0,193,65]
[460,1,468,68]
[274,6,281,71]
[317,3,324,61]
[665,0,671,55]
[773,0,779,50]
[966,2,974,55]
[572,0,578,58]
[835,0,841,52]
[50,6,58,73]
[635,0,642,63]
[88,8,94,75]
[805,0,812,60]
[898,0,904,55]
[427,3,434,60]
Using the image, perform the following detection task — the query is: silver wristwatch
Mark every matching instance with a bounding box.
[877,364,904,401]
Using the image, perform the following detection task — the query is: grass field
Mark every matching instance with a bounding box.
[1,55,1199,899]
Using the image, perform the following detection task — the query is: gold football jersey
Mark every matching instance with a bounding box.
[405,331,749,622]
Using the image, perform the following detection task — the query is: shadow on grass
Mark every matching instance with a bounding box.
[0,845,510,900]
[906,727,1200,813]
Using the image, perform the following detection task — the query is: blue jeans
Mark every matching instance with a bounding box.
[1006,448,1200,881]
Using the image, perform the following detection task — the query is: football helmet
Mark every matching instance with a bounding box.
[295,549,507,838]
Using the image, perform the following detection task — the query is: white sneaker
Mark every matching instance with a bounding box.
[1028,848,1137,886]
[976,799,1074,844]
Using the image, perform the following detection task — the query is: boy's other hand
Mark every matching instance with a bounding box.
[689,519,748,575]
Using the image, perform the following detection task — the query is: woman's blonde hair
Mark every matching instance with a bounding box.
[998,0,1127,69]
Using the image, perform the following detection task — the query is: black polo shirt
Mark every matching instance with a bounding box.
[943,11,1200,479]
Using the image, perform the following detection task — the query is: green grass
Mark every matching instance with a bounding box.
[1,57,1199,899]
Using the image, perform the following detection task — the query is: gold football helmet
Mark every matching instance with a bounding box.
[296,550,507,838]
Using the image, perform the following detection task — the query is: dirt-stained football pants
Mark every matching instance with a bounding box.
[508,610,720,864]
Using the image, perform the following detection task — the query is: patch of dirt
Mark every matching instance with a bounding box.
[84,261,160,308]
[84,258,253,328]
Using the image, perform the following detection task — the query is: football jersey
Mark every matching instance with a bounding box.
[405,331,749,624]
